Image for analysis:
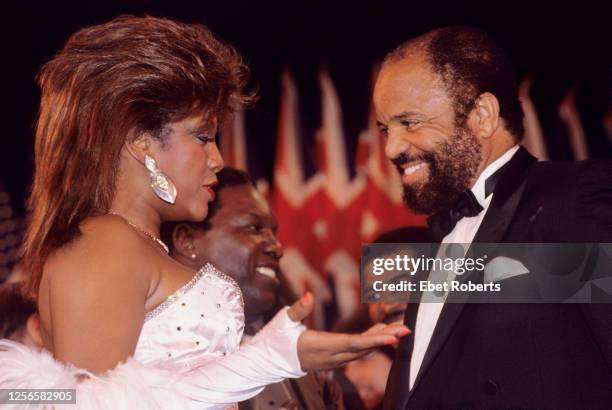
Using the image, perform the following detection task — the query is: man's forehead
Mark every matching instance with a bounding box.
[376,55,436,93]
[216,185,272,216]
[374,56,449,118]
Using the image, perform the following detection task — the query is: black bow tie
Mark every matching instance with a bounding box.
[426,164,506,241]
[427,190,484,241]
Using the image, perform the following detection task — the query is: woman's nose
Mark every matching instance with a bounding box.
[208,143,224,173]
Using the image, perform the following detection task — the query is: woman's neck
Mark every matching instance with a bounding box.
[110,155,162,236]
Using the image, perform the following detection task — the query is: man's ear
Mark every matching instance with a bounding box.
[172,223,199,259]
[469,92,500,139]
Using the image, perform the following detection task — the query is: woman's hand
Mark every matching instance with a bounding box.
[287,292,410,371]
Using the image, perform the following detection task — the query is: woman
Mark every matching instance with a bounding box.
[0,15,408,408]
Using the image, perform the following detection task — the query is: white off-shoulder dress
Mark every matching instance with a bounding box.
[0,264,306,409]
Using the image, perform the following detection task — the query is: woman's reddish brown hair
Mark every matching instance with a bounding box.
[22,15,253,296]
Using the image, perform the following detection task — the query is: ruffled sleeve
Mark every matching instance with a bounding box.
[0,308,305,409]
[0,339,194,410]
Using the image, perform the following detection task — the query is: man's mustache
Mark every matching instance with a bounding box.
[391,152,431,171]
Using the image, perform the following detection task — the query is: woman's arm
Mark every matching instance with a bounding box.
[3,275,407,408]
[169,295,408,405]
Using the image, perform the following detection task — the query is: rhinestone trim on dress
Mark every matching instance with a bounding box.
[143,263,244,321]
[201,264,245,310]
[144,270,204,321]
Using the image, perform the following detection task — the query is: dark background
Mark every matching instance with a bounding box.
[3,0,611,215]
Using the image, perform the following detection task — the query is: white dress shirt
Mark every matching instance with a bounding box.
[408,145,520,389]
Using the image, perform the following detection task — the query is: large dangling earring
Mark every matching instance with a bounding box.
[144,155,177,204]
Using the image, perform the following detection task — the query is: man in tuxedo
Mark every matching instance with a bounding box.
[374,26,611,409]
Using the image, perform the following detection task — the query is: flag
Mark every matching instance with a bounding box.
[519,75,549,161]
[223,67,428,328]
[559,86,589,160]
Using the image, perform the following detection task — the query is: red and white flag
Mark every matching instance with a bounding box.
[222,66,427,328]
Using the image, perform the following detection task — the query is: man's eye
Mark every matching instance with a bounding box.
[246,224,261,232]
[378,127,388,137]
[401,120,419,128]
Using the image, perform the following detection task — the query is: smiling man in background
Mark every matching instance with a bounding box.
[164,167,344,410]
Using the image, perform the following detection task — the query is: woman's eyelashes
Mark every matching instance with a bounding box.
[195,133,216,144]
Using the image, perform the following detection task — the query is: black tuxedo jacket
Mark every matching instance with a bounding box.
[383,147,612,409]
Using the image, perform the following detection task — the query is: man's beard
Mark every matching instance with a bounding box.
[396,125,482,214]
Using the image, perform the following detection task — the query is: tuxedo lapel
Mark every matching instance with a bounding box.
[472,147,537,243]
[383,241,442,409]
[407,147,537,399]
[383,267,428,410]
[383,303,418,409]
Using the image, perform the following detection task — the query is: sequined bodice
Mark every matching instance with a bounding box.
[134,263,245,368]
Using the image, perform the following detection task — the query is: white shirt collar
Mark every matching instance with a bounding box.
[470,145,520,207]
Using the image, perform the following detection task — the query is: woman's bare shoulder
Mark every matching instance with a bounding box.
[40,215,155,371]
[44,214,154,290]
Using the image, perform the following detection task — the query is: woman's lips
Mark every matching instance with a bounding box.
[203,186,216,201]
